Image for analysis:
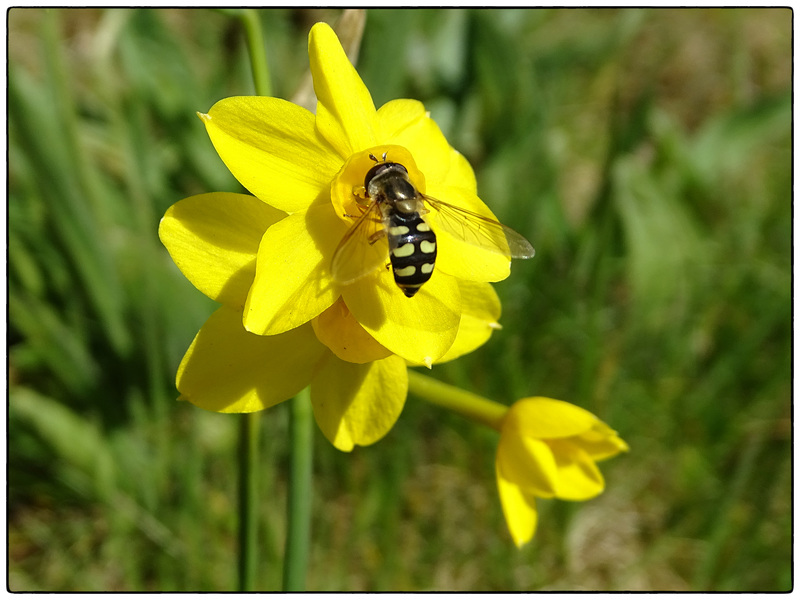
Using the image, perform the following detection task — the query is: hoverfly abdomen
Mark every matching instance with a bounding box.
[385,209,437,298]
[369,161,437,298]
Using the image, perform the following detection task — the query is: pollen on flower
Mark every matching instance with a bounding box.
[423,356,433,369]
[197,112,211,122]
[489,321,503,330]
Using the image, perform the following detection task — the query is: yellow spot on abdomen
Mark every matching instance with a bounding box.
[420,263,434,274]
[389,225,410,236]
[420,240,436,254]
[392,243,415,258]
[395,265,416,277]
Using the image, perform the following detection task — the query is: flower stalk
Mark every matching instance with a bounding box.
[235,9,273,591]
[282,388,314,591]
[409,370,628,547]
[237,412,260,591]
[239,9,272,97]
[407,369,507,431]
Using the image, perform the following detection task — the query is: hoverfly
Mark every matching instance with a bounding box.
[331,153,534,298]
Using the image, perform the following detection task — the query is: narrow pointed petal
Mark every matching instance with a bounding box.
[202,97,340,213]
[342,267,461,365]
[506,397,602,440]
[497,430,559,498]
[575,423,630,460]
[311,298,392,364]
[244,203,343,335]
[375,99,427,140]
[376,101,476,192]
[548,440,606,501]
[177,306,326,413]
[437,280,501,363]
[408,280,501,366]
[159,192,285,309]
[376,100,452,185]
[496,464,539,548]
[310,353,407,451]
[446,148,478,193]
[309,22,377,157]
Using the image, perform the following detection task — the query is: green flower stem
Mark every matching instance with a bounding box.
[236,8,316,588]
[234,9,272,591]
[240,9,273,97]
[407,370,508,431]
[283,388,314,591]
[237,412,260,591]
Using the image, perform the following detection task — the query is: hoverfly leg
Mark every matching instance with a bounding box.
[368,229,386,246]
[343,193,371,219]
[352,185,369,200]
[343,207,368,218]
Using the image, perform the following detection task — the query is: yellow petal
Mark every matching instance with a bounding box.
[311,298,392,364]
[575,423,630,461]
[202,97,341,213]
[505,397,601,440]
[377,101,452,185]
[548,439,606,501]
[424,184,512,283]
[496,428,559,497]
[177,306,326,413]
[309,22,377,157]
[496,462,539,548]
[159,192,285,309]
[446,148,478,193]
[375,99,427,140]
[310,353,407,451]
[342,267,461,366]
[409,280,501,365]
[243,204,343,335]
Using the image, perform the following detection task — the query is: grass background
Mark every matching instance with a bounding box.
[8,7,791,591]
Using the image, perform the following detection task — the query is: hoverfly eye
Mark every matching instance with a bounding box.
[364,163,392,190]
[363,164,382,190]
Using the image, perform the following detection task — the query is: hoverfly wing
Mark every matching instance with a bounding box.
[421,194,535,259]
[331,202,391,285]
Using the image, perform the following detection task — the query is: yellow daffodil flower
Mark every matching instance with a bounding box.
[194,22,512,366]
[405,372,628,547]
[159,23,509,451]
[495,397,629,547]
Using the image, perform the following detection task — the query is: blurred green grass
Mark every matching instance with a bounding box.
[8,7,791,591]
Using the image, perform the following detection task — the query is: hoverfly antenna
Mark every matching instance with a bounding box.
[368,152,389,164]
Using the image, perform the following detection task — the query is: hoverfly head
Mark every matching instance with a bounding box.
[364,156,409,193]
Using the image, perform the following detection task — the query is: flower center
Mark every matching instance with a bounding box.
[330,145,426,222]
